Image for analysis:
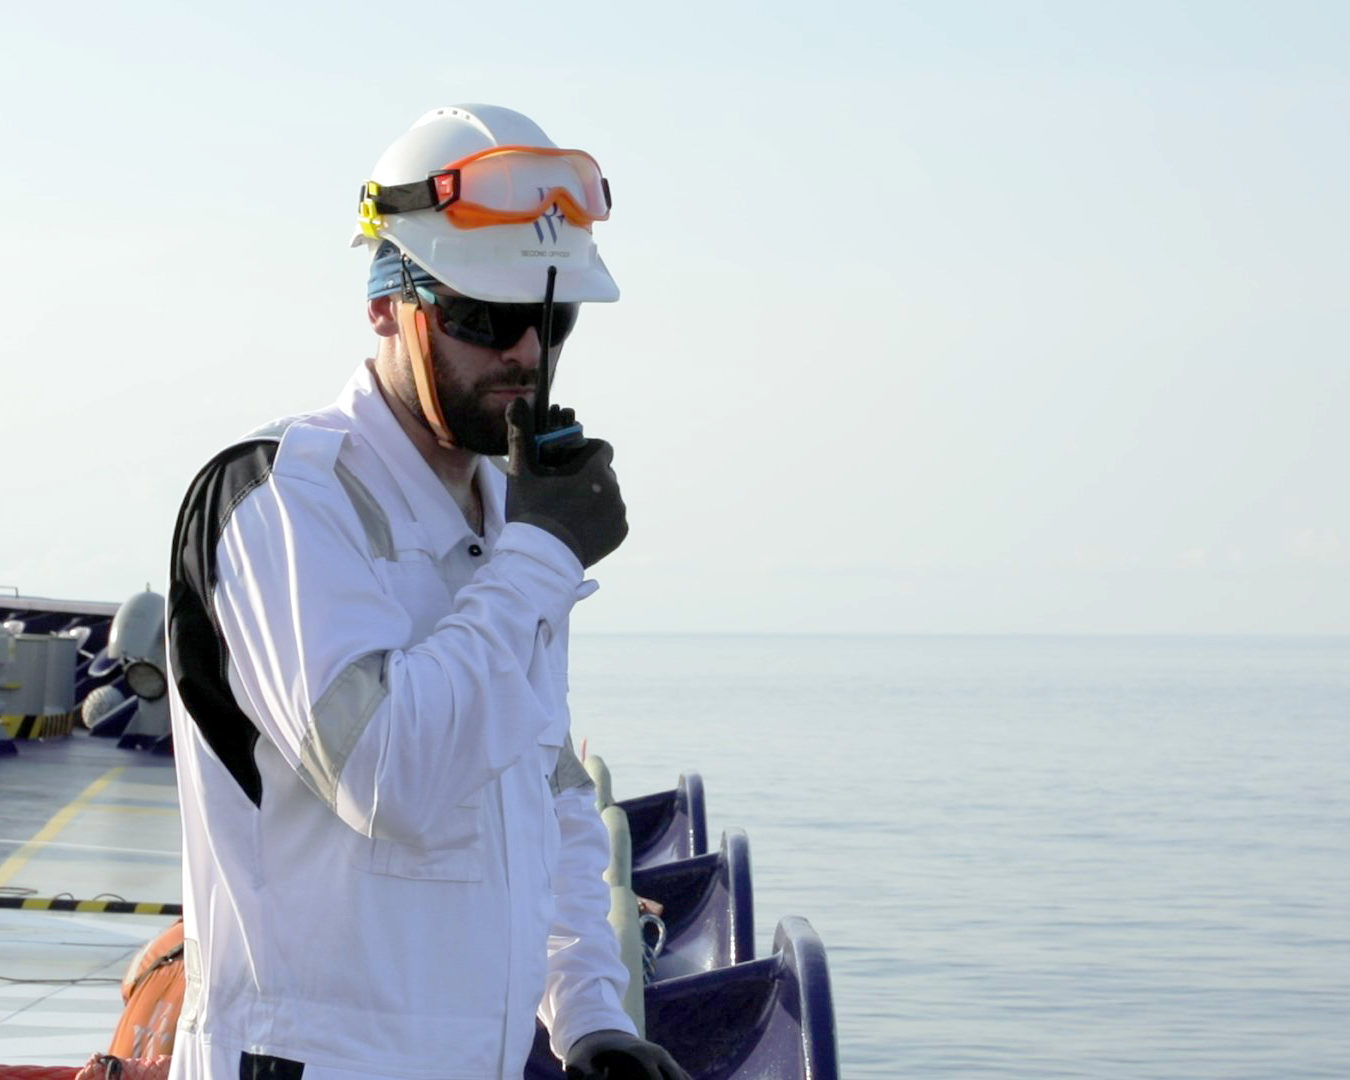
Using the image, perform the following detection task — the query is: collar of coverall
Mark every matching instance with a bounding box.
[346,361,506,558]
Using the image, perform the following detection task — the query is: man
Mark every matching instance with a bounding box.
[166,105,688,1080]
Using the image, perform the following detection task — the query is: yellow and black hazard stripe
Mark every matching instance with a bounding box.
[0,897,183,915]
[0,711,76,739]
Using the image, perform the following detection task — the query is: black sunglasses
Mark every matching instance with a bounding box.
[415,287,578,352]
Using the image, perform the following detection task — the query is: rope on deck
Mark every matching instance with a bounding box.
[0,1067,80,1080]
[0,1055,171,1080]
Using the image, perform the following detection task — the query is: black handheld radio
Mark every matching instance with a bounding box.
[532,265,585,463]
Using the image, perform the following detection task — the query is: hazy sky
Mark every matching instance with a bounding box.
[4,1,1347,633]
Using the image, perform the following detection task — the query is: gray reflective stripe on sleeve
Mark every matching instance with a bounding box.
[549,734,594,796]
[333,460,395,560]
[301,651,389,807]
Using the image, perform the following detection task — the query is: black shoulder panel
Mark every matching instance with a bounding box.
[168,439,279,808]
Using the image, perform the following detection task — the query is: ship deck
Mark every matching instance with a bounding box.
[0,732,181,1065]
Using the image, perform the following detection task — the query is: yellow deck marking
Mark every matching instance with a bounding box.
[84,805,178,816]
[0,766,126,887]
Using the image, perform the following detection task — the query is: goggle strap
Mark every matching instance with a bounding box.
[363,170,461,216]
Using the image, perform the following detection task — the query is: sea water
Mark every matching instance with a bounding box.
[568,635,1350,1079]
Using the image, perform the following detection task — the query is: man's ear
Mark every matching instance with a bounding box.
[368,295,399,338]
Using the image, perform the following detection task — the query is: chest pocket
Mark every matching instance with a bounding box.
[378,521,457,641]
[332,460,454,640]
[347,791,485,882]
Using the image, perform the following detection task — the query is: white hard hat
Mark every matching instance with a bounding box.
[353,104,618,303]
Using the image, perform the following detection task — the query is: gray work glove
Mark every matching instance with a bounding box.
[564,1029,691,1080]
[505,398,629,569]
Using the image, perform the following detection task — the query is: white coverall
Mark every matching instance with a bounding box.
[165,361,635,1080]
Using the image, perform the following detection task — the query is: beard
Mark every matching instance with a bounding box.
[436,366,535,456]
[442,392,509,454]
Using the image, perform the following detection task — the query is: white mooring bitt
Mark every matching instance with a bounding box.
[587,755,645,1036]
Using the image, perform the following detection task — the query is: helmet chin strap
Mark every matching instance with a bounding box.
[397,260,457,450]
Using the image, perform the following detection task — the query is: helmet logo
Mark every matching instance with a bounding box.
[534,189,566,244]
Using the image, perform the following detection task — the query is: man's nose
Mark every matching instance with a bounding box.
[502,325,542,366]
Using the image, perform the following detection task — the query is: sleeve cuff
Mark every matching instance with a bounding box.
[492,522,592,629]
[556,1005,640,1059]
[496,521,583,576]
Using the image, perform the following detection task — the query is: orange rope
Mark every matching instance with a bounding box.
[0,1054,170,1080]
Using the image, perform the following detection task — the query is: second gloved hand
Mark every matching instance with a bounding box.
[505,397,628,569]
[564,1029,691,1080]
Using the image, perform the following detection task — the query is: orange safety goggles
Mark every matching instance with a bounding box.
[358,145,612,236]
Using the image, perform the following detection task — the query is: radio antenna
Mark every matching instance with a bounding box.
[535,265,557,434]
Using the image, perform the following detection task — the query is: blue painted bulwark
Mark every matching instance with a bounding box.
[620,771,708,869]
[642,918,840,1080]
[522,918,838,1080]
[633,828,754,981]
